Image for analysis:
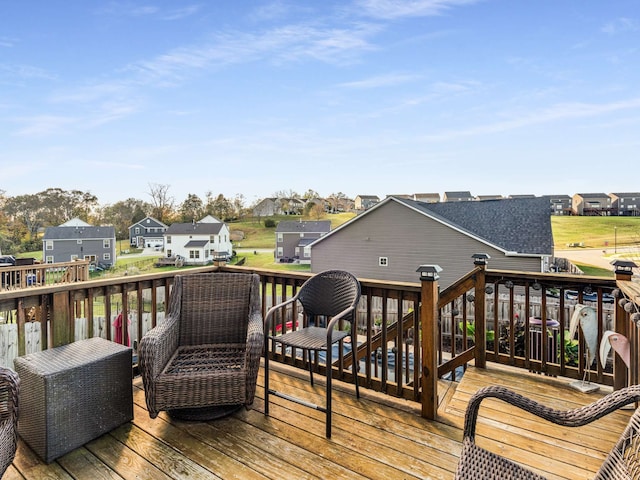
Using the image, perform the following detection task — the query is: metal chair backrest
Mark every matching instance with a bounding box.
[296,270,361,322]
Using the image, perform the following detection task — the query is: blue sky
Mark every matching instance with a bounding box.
[1,1,639,207]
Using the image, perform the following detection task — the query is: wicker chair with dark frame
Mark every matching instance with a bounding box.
[138,272,263,421]
[455,384,640,480]
[0,367,18,476]
[264,269,361,438]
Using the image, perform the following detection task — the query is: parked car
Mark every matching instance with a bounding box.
[565,290,615,303]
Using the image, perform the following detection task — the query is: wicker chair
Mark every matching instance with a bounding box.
[264,270,361,438]
[138,272,263,420]
[0,367,19,476]
[455,384,640,480]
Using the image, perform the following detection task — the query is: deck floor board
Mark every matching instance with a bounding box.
[10,361,634,480]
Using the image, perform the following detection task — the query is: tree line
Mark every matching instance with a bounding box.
[0,185,351,255]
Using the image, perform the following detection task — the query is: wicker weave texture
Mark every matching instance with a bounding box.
[0,367,18,476]
[455,384,640,480]
[139,272,263,418]
[14,337,133,463]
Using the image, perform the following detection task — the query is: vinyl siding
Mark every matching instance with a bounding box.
[311,200,542,288]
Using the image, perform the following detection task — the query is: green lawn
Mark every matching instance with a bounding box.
[552,216,640,249]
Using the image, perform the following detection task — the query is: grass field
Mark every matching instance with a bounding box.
[551,216,640,249]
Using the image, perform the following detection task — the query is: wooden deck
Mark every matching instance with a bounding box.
[6,362,634,480]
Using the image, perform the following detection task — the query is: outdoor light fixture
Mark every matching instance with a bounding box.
[532,282,542,291]
[485,285,494,295]
[611,259,637,275]
[416,264,442,281]
[472,253,490,266]
[583,285,593,295]
[504,280,514,289]
[466,294,475,302]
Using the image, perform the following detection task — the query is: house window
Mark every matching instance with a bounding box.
[45,256,54,264]
[167,249,172,257]
[379,257,389,267]
[135,227,140,234]
[45,241,53,250]
[166,236,171,244]
[277,247,283,257]
[103,253,111,260]
[277,233,283,242]
[303,247,311,258]
[189,250,200,259]
[103,239,110,248]
[70,255,78,261]
[300,233,304,237]
[210,235,216,243]
[77,239,83,244]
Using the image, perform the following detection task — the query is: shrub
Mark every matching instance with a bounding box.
[264,218,276,228]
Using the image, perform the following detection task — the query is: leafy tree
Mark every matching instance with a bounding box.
[38,187,98,225]
[302,189,320,200]
[309,202,325,220]
[179,193,204,222]
[98,198,151,240]
[4,194,45,241]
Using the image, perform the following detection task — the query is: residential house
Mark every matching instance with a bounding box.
[128,216,168,248]
[252,197,306,217]
[413,193,440,203]
[309,196,553,288]
[475,195,503,201]
[164,217,233,265]
[572,193,612,216]
[275,220,331,264]
[354,195,380,211]
[609,192,640,216]
[43,218,116,267]
[443,191,474,202]
[252,198,280,217]
[545,195,572,216]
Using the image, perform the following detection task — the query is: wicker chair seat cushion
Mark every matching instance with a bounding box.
[155,343,248,408]
[457,439,547,480]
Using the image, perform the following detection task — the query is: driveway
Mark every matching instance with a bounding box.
[556,246,639,272]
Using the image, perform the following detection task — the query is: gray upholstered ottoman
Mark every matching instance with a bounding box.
[14,337,133,463]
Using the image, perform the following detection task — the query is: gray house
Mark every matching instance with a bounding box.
[43,218,116,267]
[354,195,380,211]
[609,192,640,216]
[545,195,572,216]
[309,196,553,288]
[443,191,474,202]
[129,216,168,248]
[276,220,331,264]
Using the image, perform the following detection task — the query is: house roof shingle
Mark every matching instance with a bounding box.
[44,225,115,240]
[165,222,225,235]
[276,220,331,233]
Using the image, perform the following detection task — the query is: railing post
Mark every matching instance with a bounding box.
[417,265,442,420]
[612,260,636,390]
[472,254,490,369]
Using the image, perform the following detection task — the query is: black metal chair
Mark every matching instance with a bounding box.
[264,270,361,438]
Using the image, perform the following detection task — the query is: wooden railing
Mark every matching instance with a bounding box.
[0,260,90,291]
[0,261,637,421]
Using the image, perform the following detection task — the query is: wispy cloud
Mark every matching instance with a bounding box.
[355,0,483,19]
[96,3,200,20]
[424,97,640,141]
[0,37,15,48]
[601,17,639,35]
[338,72,422,88]
[0,64,57,82]
[13,115,77,137]
[130,22,379,84]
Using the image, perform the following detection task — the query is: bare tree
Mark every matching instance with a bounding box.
[147,183,174,224]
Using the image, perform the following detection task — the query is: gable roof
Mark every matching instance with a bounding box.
[276,220,331,233]
[165,222,225,235]
[311,196,552,256]
[129,216,168,229]
[44,225,115,240]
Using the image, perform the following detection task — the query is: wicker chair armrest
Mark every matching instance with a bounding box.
[139,314,180,380]
[464,384,640,441]
[247,309,264,359]
[0,368,19,423]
